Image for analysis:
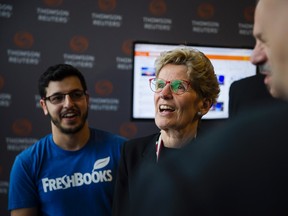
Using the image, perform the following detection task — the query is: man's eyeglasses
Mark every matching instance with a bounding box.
[43,90,86,104]
[149,78,191,95]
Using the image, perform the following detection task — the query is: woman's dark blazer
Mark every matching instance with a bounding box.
[112,133,160,216]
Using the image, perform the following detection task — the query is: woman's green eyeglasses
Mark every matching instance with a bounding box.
[149,78,191,95]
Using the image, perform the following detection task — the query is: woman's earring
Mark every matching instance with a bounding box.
[197,111,202,116]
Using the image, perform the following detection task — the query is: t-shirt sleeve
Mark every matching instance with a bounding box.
[8,154,39,210]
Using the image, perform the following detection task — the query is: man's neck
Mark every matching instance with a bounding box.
[52,124,90,151]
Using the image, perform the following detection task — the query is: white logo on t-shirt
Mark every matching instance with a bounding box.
[41,157,112,193]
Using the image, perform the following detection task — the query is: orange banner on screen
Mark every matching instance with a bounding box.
[135,51,250,61]
[205,54,250,61]
[135,51,160,57]
[135,51,149,56]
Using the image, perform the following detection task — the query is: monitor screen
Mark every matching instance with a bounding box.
[131,41,257,120]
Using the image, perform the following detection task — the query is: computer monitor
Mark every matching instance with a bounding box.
[132,41,257,120]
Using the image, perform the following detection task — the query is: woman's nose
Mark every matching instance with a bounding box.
[160,84,173,99]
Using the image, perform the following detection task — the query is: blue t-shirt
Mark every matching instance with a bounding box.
[8,128,126,216]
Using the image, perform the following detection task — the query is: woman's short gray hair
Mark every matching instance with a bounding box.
[154,47,220,105]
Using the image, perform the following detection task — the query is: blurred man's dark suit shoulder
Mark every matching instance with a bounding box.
[229,73,279,118]
[129,102,288,216]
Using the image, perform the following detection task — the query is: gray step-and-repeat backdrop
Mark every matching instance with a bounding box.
[0,0,255,214]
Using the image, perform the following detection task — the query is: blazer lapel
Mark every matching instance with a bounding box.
[141,133,160,162]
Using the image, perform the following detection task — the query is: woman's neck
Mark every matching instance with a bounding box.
[160,129,196,149]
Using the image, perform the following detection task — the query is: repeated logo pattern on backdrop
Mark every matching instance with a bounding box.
[0,0,255,215]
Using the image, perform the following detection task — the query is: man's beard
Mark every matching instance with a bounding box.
[49,109,88,134]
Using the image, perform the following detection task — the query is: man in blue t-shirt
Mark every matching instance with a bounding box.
[8,64,127,216]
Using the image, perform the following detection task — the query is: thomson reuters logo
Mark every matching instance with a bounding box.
[149,0,167,16]
[12,119,32,136]
[98,0,116,12]
[243,6,255,22]
[121,39,132,55]
[95,80,113,96]
[69,35,89,53]
[43,0,63,7]
[197,3,215,19]
[120,122,138,138]
[0,75,4,90]
[13,32,34,49]
[42,157,112,192]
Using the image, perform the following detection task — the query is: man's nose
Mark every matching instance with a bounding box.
[250,41,268,65]
[63,94,74,107]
